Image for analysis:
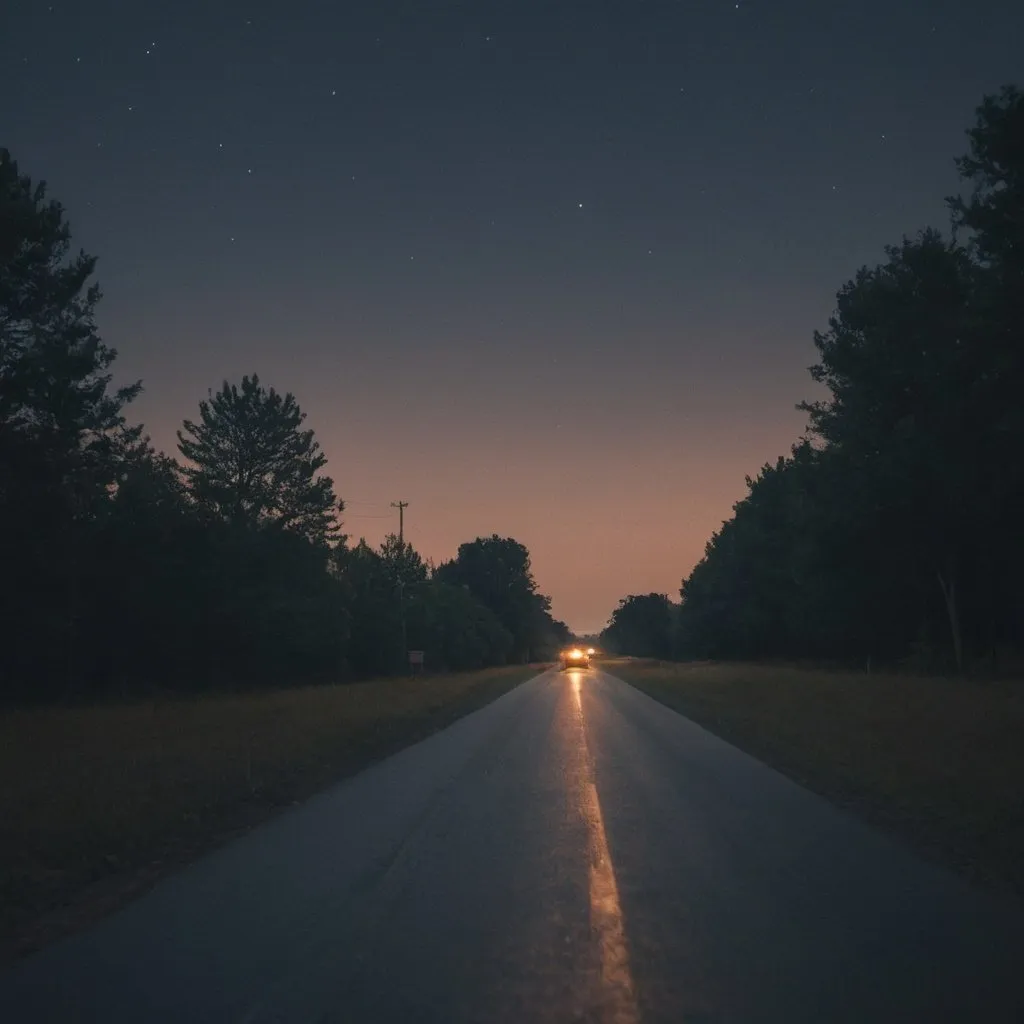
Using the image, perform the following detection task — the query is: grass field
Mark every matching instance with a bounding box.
[0,664,543,963]
[606,659,1024,899]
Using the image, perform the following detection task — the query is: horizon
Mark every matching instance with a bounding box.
[4,0,1021,632]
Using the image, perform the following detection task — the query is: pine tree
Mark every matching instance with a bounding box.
[177,374,341,544]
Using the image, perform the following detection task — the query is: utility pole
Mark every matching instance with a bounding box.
[390,501,410,671]
[391,500,409,543]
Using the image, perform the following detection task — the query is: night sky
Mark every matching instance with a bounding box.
[4,1,1022,632]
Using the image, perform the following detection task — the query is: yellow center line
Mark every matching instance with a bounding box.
[572,673,640,1024]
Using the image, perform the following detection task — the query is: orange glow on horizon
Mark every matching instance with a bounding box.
[129,332,809,632]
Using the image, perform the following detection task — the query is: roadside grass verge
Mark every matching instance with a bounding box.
[0,664,543,964]
[608,660,1024,899]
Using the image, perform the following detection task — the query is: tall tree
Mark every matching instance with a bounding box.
[675,444,898,663]
[335,535,513,675]
[0,149,141,697]
[601,593,677,659]
[177,375,341,543]
[0,150,141,488]
[948,85,1024,663]
[797,231,985,670]
[435,535,555,661]
[671,88,1024,671]
[379,532,428,586]
[949,85,1024,276]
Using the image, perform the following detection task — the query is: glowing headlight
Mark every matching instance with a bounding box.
[570,649,583,659]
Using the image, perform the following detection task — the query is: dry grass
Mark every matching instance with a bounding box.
[610,660,1024,898]
[0,665,541,962]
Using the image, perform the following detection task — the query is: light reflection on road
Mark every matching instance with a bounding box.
[570,671,640,1024]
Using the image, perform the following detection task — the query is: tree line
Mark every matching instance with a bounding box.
[602,86,1024,675]
[0,149,570,704]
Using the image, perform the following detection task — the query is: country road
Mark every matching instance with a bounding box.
[3,668,1024,1023]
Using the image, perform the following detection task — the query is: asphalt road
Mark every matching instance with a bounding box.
[4,668,1024,1023]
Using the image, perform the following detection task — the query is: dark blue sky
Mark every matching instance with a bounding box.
[4,0,1022,630]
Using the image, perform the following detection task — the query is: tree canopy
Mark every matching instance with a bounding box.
[177,375,340,544]
[434,534,564,661]
[600,594,677,659]
[0,148,547,703]
[650,85,1024,674]
[1,149,142,695]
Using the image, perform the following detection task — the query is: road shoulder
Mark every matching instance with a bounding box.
[605,659,1024,902]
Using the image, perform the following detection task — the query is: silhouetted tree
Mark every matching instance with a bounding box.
[549,618,573,648]
[639,85,1024,674]
[0,147,559,703]
[379,532,428,586]
[335,540,401,676]
[948,85,1024,667]
[337,535,513,675]
[435,535,557,661]
[0,148,141,697]
[601,594,676,658]
[676,444,895,662]
[949,85,1024,276]
[406,581,513,671]
[798,231,983,669]
[177,375,341,544]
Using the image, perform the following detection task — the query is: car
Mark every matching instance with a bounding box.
[560,647,591,670]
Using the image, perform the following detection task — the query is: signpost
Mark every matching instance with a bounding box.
[408,650,425,676]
